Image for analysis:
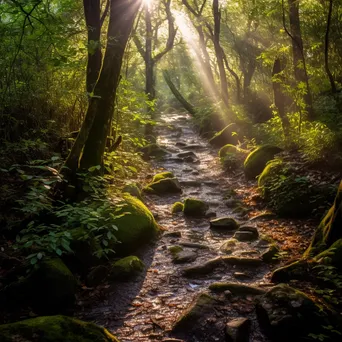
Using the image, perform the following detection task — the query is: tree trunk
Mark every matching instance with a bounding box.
[212,0,229,107]
[83,0,102,93]
[287,0,314,119]
[144,4,155,101]
[325,0,336,93]
[63,0,140,176]
[272,58,290,137]
[163,70,196,116]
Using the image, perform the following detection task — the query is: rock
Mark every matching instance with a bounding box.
[0,315,120,342]
[172,251,197,264]
[225,199,242,208]
[112,194,159,254]
[210,217,239,231]
[0,258,77,314]
[220,239,237,253]
[168,245,183,255]
[225,317,251,342]
[233,272,250,280]
[139,143,169,159]
[209,282,266,296]
[256,284,325,341]
[144,178,182,195]
[233,230,258,242]
[262,244,280,263]
[176,142,187,147]
[221,256,263,267]
[209,123,239,148]
[177,151,197,159]
[178,242,209,249]
[182,257,222,277]
[171,202,184,214]
[122,183,142,200]
[271,260,310,283]
[152,171,175,182]
[244,144,282,180]
[86,265,109,287]
[183,144,203,150]
[205,211,217,218]
[110,256,145,280]
[172,292,218,333]
[183,198,208,217]
[180,180,202,187]
[164,231,182,238]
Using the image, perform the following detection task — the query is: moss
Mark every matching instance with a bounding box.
[110,256,145,280]
[210,217,239,230]
[244,145,282,180]
[152,171,175,182]
[209,282,265,295]
[183,198,208,217]
[112,194,159,254]
[168,245,183,255]
[171,201,184,214]
[1,258,77,314]
[122,183,142,200]
[313,239,342,269]
[0,315,120,342]
[219,144,248,159]
[143,178,182,195]
[209,123,239,148]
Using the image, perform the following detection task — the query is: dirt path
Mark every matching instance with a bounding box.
[77,113,316,342]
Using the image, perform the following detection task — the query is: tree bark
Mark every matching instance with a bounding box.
[286,0,314,119]
[63,0,140,176]
[212,0,229,107]
[324,0,336,93]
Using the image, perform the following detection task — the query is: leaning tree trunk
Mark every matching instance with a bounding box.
[63,0,140,177]
[163,70,196,116]
[287,0,314,120]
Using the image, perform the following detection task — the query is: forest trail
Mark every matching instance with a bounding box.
[77,112,315,342]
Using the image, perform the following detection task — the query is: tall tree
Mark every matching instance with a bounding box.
[63,0,141,177]
[283,0,314,119]
[83,0,109,93]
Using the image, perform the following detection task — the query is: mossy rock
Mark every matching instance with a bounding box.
[168,245,183,255]
[139,143,169,160]
[143,178,182,195]
[122,183,142,200]
[0,315,120,342]
[172,292,218,333]
[209,123,239,148]
[112,194,159,254]
[182,257,222,277]
[271,260,310,283]
[171,201,184,214]
[110,256,145,280]
[256,284,326,341]
[244,145,282,180]
[152,171,175,182]
[183,198,208,217]
[0,258,77,314]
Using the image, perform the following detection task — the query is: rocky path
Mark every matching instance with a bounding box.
[77,113,315,342]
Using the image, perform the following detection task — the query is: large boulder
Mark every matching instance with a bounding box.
[0,258,76,314]
[244,145,282,180]
[0,315,120,342]
[209,123,239,148]
[256,284,329,341]
[183,198,208,217]
[112,194,159,254]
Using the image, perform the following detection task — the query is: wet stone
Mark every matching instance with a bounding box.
[233,231,257,242]
[172,250,197,264]
[177,151,197,159]
[221,256,263,267]
[210,217,239,231]
[178,242,210,249]
[233,272,250,280]
[180,180,202,187]
[182,257,222,277]
[225,317,251,342]
[164,231,182,238]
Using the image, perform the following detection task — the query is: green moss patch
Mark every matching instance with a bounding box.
[110,256,145,280]
[0,315,120,342]
[171,201,184,214]
[143,178,182,195]
[152,171,175,182]
[183,198,208,217]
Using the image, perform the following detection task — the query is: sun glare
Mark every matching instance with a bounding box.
[143,0,153,8]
